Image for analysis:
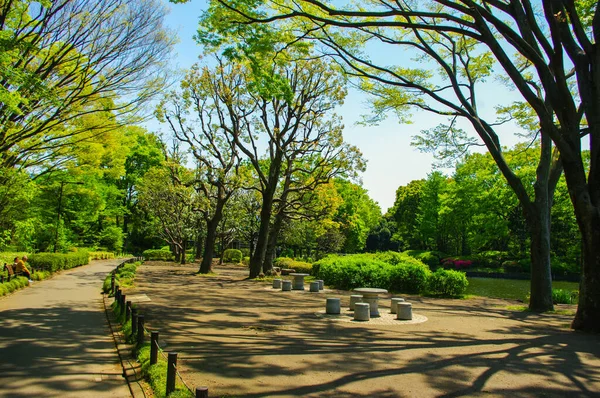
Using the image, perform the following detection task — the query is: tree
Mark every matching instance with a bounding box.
[137,150,198,264]
[157,64,243,273]
[191,0,573,315]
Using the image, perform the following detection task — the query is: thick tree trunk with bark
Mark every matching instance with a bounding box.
[249,194,274,277]
[199,201,225,274]
[180,240,187,265]
[527,207,554,311]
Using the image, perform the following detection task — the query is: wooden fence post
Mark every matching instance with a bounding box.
[150,331,159,365]
[126,301,132,322]
[196,387,209,398]
[131,309,138,338]
[137,314,145,344]
[166,352,178,396]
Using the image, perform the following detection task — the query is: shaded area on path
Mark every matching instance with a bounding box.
[0,259,130,398]
[126,262,600,398]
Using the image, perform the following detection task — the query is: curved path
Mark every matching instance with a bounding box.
[0,259,131,398]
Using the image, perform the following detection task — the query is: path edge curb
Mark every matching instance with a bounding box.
[103,294,150,398]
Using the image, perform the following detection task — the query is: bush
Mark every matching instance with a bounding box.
[142,249,173,261]
[0,276,29,296]
[28,251,89,272]
[472,251,510,268]
[428,269,468,297]
[551,257,580,276]
[102,261,140,294]
[403,250,445,268]
[89,251,115,260]
[552,288,576,304]
[242,256,250,266]
[314,253,431,293]
[223,249,243,263]
[273,257,313,274]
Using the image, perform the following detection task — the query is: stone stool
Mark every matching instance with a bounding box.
[281,280,292,291]
[309,281,320,292]
[273,279,282,289]
[354,302,370,321]
[390,297,405,314]
[326,298,341,314]
[349,294,363,311]
[397,302,413,320]
[317,280,324,290]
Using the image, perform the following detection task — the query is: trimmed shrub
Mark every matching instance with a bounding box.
[428,268,468,297]
[314,253,431,293]
[242,256,250,266]
[28,251,89,272]
[102,261,140,294]
[273,257,313,274]
[142,249,173,261]
[389,263,431,294]
[223,249,243,263]
[89,251,115,260]
[0,276,29,296]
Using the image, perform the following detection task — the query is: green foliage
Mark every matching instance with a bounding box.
[314,253,430,293]
[89,251,116,260]
[428,269,469,297]
[402,250,444,268]
[28,251,89,272]
[102,261,140,294]
[552,289,575,304]
[223,249,243,263]
[0,252,27,265]
[273,257,313,274]
[98,226,124,253]
[142,249,173,261]
[0,276,29,296]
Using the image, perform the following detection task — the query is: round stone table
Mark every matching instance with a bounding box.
[353,288,388,317]
[289,273,309,290]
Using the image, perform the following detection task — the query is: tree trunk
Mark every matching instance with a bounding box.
[180,240,187,265]
[527,206,554,311]
[264,210,286,273]
[199,225,217,273]
[249,195,274,277]
[195,221,203,260]
[571,214,600,332]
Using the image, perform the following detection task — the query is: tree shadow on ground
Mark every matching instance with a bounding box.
[126,262,600,397]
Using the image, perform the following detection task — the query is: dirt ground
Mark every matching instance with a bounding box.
[124,261,600,398]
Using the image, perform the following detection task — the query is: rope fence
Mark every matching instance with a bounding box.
[111,258,209,398]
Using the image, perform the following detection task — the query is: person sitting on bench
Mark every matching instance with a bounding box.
[15,256,32,282]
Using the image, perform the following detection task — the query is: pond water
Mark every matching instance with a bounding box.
[467,277,580,301]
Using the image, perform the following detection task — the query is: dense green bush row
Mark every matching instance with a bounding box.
[223,249,242,263]
[89,251,115,260]
[314,252,468,297]
[274,257,313,274]
[142,249,173,261]
[0,276,29,296]
[102,261,140,295]
[28,251,89,272]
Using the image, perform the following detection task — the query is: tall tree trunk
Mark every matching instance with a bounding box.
[571,213,600,332]
[527,206,554,311]
[195,220,203,260]
[249,195,274,277]
[199,197,227,274]
[180,240,187,265]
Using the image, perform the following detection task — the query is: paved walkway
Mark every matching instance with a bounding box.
[0,259,131,398]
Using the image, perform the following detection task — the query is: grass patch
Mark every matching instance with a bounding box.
[103,261,141,295]
[505,305,529,311]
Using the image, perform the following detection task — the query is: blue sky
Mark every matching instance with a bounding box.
[157,0,523,212]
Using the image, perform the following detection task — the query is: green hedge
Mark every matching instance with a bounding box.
[102,261,140,294]
[89,251,115,260]
[273,257,313,274]
[402,250,445,268]
[223,249,242,263]
[427,269,468,297]
[28,251,89,272]
[0,276,29,296]
[314,252,431,293]
[142,249,173,261]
